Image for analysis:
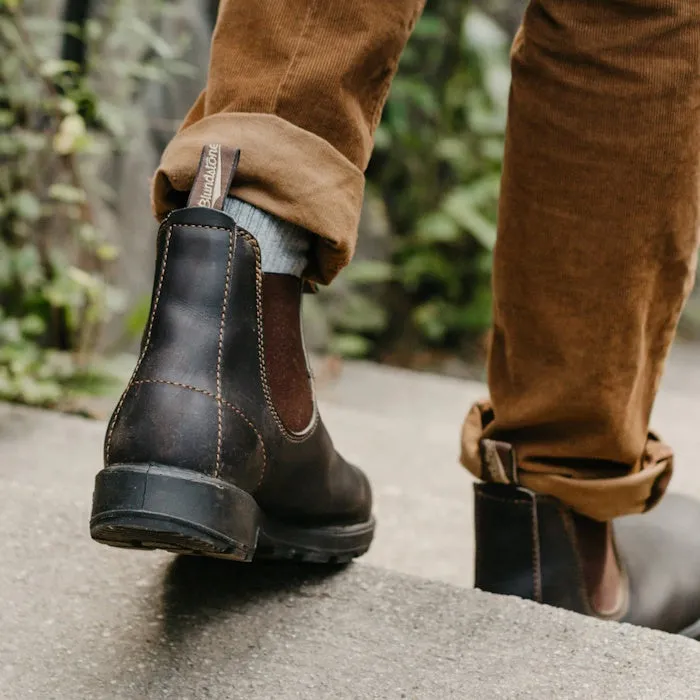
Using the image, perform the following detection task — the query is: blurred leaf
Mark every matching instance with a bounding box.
[390,77,440,117]
[342,260,394,285]
[48,183,86,204]
[334,293,388,334]
[58,97,78,115]
[44,271,84,309]
[11,191,42,221]
[399,249,460,295]
[53,114,87,155]
[39,59,80,79]
[0,133,22,156]
[125,295,151,339]
[127,63,170,82]
[12,245,44,288]
[415,212,461,243]
[0,242,12,286]
[412,15,446,40]
[435,137,471,170]
[131,17,177,60]
[77,223,97,244]
[373,124,392,151]
[0,110,14,128]
[62,367,122,397]
[441,186,497,250]
[95,101,128,139]
[96,244,120,262]
[104,285,127,314]
[413,302,448,343]
[328,334,372,359]
[20,314,46,337]
[463,8,509,55]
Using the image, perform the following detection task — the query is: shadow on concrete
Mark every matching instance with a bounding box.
[163,556,347,609]
[94,557,351,694]
[159,556,348,644]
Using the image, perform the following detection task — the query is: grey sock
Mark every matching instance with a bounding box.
[223,197,310,277]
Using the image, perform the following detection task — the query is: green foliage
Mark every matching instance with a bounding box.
[324,2,700,360]
[326,2,510,363]
[0,1,178,407]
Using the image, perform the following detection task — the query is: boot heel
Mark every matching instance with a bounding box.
[90,464,261,561]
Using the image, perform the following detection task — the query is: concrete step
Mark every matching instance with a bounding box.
[2,347,700,698]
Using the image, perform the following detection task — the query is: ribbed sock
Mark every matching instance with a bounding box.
[223,197,310,277]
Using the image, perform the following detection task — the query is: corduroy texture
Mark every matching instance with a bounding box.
[461,0,700,521]
[154,0,700,521]
[153,0,426,284]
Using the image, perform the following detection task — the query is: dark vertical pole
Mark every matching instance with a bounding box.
[206,0,219,30]
[56,0,93,350]
[61,0,92,76]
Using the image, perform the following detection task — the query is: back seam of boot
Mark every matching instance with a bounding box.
[104,223,175,463]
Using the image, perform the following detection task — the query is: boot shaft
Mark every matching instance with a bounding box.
[474,483,591,614]
[105,207,269,492]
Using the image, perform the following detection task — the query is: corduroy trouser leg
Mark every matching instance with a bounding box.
[154,0,700,521]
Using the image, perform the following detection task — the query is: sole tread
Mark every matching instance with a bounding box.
[91,518,371,564]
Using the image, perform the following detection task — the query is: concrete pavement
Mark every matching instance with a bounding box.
[2,344,700,698]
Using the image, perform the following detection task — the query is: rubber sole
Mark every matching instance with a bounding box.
[90,464,375,564]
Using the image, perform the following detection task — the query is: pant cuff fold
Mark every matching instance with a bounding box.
[152,112,365,284]
[461,400,674,521]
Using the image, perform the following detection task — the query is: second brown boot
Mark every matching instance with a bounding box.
[474,482,700,637]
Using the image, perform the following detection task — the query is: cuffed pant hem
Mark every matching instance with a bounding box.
[152,112,365,284]
[460,400,674,522]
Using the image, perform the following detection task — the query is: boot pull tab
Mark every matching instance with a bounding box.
[187,144,241,210]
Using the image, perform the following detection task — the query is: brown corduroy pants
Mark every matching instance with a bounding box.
[154,0,700,522]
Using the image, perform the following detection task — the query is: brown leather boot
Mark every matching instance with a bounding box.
[90,148,374,563]
[474,482,700,637]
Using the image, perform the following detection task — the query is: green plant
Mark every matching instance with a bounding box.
[328,2,700,361]
[0,0,186,407]
[322,2,510,367]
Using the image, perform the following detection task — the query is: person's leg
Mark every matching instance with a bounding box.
[463,0,700,632]
[153,0,425,284]
[91,0,425,562]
